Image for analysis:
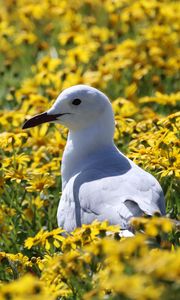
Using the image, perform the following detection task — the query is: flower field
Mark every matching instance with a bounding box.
[0,0,180,299]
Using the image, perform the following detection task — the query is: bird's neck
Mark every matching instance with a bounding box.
[61,112,115,189]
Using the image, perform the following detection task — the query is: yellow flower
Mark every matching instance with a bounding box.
[139,92,180,106]
[124,82,138,99]
[26,172,55,192]
[135,249,180,282]
[0,274,53,300]
[131,216,173,237]
[3,153,30,168]
[4,165,27,183]
[0,132,27,150]
[25,228,65,250]
[112,97,138,117]
[32,196,44,209]
[27,123,50,147]
[15,31,37,45]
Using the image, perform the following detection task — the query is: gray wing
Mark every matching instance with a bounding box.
[75,166,165,229]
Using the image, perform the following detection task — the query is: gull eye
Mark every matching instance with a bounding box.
[72,98,81,105]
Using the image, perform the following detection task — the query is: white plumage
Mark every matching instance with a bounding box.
[23,85,165,232]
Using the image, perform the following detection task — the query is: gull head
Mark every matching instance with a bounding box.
[22,85,114,132]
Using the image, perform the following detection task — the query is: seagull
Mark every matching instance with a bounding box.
[23,85,165,232]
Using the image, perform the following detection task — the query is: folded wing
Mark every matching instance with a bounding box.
[76,167,165,229]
